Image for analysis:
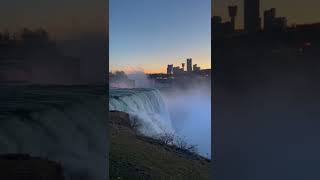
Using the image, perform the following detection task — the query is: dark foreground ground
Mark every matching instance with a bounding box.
[213,31,320,179]
[109,111,211,180]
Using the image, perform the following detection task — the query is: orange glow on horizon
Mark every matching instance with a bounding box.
[110,59,211,74]
[110,64,211,74]
[144,65,211,74]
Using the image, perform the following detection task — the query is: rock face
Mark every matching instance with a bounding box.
[109,110,132,128]
[0,154,65,180]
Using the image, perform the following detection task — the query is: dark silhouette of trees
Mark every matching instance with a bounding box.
[20,28,49,43]
[0,28,59,58]
[110,71,129,81]
[0,28,58,67]
[0,28,50,44]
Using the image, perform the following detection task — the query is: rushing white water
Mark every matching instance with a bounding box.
[109,87,212,159]
[109,88,174,137]
[0,86,108,180]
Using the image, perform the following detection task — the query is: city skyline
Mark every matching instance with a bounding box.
[110,58,209,75]
[213,0,320,30]
[110,0,211,74]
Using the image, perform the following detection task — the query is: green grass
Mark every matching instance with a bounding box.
[109,111,211,180]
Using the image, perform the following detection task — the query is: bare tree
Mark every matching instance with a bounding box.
[175,136,198,153]
[153,133,199,154]
[176,136,189,149]
[186,144,198,154]
[157,132,175,145]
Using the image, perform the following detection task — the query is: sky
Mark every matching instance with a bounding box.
[0,0,108,84]
[110,0,211,74]
[213,0,320,30]
[0,0,107,40]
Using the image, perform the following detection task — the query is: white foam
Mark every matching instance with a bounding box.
[109,88,174,137]
[0,96,108,180]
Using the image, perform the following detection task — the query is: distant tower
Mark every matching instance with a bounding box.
[244,0,261,33]
[264,8,287,32]
[186,58,192,72]
[191,64,200,72]
[228,6,238,31]
[264,8,276,31]
[193,64,197,72]
[181,63,185,71]
[167,64,173,75]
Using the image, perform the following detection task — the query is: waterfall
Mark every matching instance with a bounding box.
[109,88,174,137]
[0,86,108,180]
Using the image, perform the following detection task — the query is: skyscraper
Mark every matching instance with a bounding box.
[193,64,200,71]
[228,6,238,31]
[244,0,261,33]
[181,63,185,71]
[264,8,287,32]
[264,8,276,31]
[186,58,192,72]
[167,64,173,75]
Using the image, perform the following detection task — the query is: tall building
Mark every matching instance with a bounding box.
[167,64,173,75]
[228,6,238,31]
[181,63,185,71]
[273,17,287,31]
[264,8,287,32]
[244,0,261,33]
[186,58,192,72]
[264,8,276,31]
[193,64,200,71]
[173,66,184,75]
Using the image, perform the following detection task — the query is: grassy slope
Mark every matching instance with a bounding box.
[109,111,211,180]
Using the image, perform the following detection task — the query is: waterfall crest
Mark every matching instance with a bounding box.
[109,88,174,136]
[0,86,108,180]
